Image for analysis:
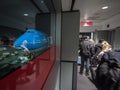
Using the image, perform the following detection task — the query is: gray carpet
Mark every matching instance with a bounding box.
[77,66,98,90]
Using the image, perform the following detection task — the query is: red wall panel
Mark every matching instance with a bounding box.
[0,47,55,90]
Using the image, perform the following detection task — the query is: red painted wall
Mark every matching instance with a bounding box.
[0,47,55,90]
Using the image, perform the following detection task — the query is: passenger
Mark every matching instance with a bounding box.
[91,39,105,66]
[97,40,112,61]
[94,39,104,56]
[21,40,30,54]
[9,37,16,47]
[95,41,113,90]
[95,41,120,90]
[89,39,95,57]
[79,36,93,76]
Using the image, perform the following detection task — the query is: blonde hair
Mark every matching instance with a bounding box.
[89,39,95,44]
[101,41,112,52]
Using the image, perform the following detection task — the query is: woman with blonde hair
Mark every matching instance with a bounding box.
[102,41,112,52]
[95,41,120,90]
[97,41,112,61]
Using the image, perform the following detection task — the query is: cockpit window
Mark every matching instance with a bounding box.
[27,30,35,33]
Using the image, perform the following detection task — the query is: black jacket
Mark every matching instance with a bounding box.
[79,39,93,57]
[92,43,102,58]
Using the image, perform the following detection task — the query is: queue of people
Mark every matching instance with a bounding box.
[79,36,120,90]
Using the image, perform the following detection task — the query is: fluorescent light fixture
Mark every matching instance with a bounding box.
[41,0,44,3]
[24,13,29,16]
[33,0,49,13]
[102,6,108,9]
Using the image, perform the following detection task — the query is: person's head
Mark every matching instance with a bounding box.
[0,36,10,45]
[98,39,104,43]
[81,35,87,40]
[101,41,112,52]
[89,39,95,44]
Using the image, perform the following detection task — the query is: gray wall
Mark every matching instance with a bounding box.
[61,62,73,90]
[60,11,80,90]
[56,13,61,61]
[94,30,111,44]
[112,28,120,50]
[61,11,80,61]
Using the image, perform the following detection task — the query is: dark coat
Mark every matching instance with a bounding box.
[95,50,120,90]
[79,39,93,57]
[92,43,102,59]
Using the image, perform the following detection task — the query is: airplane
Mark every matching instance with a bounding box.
[14,29,49,50]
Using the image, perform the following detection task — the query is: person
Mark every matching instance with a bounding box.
[0,36,10,46]
[79,36,93,76]
[21,40,30,53]
[91,39,105,66]
[95,41,114,90]
[9,37,16,47]
[89,39,95,57]
[97,40,112,61]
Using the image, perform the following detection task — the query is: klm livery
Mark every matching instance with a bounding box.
[14,29,49,50]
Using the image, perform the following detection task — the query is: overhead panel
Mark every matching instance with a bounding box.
[52,0,62,13]
[32,0,49,13]
[32,0,62,13]
[61,0,72,11]
[44,0,55,13]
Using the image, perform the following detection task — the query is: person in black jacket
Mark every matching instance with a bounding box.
[95,40,113,90]
[94,39,104,56]
[79,36,93,76]
[91,39,104,66]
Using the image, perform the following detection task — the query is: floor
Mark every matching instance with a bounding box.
[77,65,98,90]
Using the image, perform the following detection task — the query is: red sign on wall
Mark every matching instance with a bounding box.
[80,21,93,26]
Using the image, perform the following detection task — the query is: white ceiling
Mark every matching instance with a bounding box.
[0,0,120,31]
[62,0,120,24]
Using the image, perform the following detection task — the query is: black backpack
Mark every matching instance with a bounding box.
[82,44,91,57]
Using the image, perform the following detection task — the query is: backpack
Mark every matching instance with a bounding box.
[95,50,120,90]
[82,43,91,57]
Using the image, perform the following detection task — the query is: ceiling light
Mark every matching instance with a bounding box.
[24,13,29,16]
[41,0,44,3]
[102,6,108,9]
